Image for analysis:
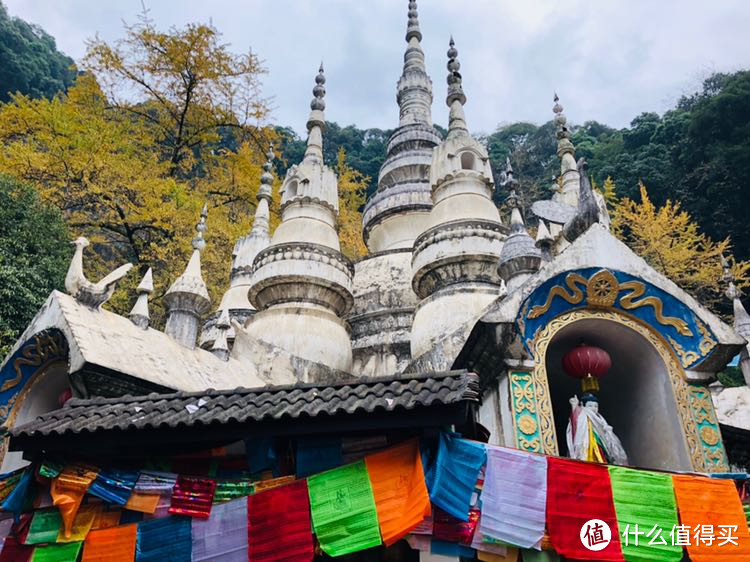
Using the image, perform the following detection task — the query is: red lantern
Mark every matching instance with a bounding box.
[58,387,72,408]
[562,344,611,393]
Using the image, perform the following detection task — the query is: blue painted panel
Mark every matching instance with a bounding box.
[516,268,717,368]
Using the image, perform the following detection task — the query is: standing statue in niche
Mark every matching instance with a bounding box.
[563,343,629,465]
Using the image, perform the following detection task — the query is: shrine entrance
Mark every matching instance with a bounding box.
[540,310,693,471]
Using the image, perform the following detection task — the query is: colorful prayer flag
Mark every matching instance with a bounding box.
[30,541,82,562]
[135,516,191,561]
[56,505,98,543]
[608,466,682,562]
[168,476,216,519]
[307,461,381,556]
[364,439,430,546]
[213,480,253,503]
[247,479,313,562]
[25,510,62,544]
[90,510,120,530]
[1,468,34,519]
[0,536,32,562]
[672,474,750,561]
[546,457,623,561]
[50,465,98,538]
[192,497,247,561]
[124,493,160,514]
[296,436,342,478]
[480,447,547,549]
[82,524,137,562]
[88,469,138,506]
[133,471,177,495]
[432,507,478,544]
[428,433,486,522]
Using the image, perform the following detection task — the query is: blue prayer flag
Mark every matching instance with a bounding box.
[136,516,192,562]
[428,432,486,522]
[295,436,342,477]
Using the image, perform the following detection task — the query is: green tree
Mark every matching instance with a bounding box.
[0,2,76,102]
[0,176,69,356]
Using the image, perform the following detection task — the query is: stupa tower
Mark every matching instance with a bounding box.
[348,0,441,375]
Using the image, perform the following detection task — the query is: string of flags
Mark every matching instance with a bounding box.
[0,433,747,561]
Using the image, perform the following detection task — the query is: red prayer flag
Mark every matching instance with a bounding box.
[168,476,216,519]
[546,457,624,561]
[247,479,313,562]
[0,537,33,562]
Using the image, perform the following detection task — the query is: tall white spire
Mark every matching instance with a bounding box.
[498,158,541,290]
[164,204,211,348]
[410,35,505,358]
[304,64,326,163]
[552,93,580,207]
[446,37,468,139]
[243,65,354,373]
[361,0,440,252]
[399,0,433,127]
[199,146,276,351]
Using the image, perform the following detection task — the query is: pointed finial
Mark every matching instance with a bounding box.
[210,308,231,360]
[503,157,518,191]
[192,203,208,252]
[406,0,422,42]
[310,63,326,115]
[258,143,274,201]
[129,267,153,329]
[553,92,571,142]
[722,254,740,300]
[535,220,554,261]
[446,36,468,138]
[304,64,327,162]
[446,36,465,106]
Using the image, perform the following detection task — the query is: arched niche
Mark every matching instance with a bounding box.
[544,313,692,471]
[0,329,70,471]
[532,309,714,473]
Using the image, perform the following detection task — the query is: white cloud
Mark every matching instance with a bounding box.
[5,0,750,134]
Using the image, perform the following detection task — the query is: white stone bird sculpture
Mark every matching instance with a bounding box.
[65,237,133,309]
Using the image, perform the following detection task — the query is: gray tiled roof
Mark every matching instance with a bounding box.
[10,371,479,441]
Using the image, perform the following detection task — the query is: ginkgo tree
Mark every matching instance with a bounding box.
[610,181,749,310]
[0,14,276,323]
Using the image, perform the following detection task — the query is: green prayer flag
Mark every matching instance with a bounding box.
[522,549,560,562]
[38,461,64,480]
[608,466,682,562]
[26,510,63,544]
[214,480,254,502]
[31,541,82,562]
[307,460,381,556]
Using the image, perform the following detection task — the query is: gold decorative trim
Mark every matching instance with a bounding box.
[696,320,717,356]
[618,281,692,337]
[531,308,708,471]
[667,336,700,369]
[526,269,693,338]
[518,414,537,435]
[528,273,587,319]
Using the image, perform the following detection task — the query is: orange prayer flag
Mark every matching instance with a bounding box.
[50,465,98,538]
[57,505,100,543]
[672,475,750,561]
[82,524,137,562]
[364,439,431,546]
[253,475,296,492]
[124,491,160,514]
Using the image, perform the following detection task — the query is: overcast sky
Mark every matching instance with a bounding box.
[6,0,750,135]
